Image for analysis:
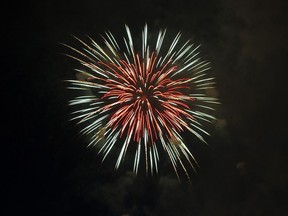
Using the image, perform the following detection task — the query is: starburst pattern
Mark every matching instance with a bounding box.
[64,25,218,179]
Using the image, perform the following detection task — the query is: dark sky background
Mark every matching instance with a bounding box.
[3,0,288,215]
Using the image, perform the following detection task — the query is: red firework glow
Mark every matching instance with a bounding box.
[65,25,218,179]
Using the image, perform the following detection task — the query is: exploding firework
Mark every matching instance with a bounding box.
[64,25,218,180]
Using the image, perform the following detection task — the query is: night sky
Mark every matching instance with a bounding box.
[3,0,288,215]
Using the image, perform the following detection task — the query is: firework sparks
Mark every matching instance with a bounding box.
[64,25,218,180]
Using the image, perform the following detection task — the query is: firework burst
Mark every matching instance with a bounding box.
[64,25,218,180]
